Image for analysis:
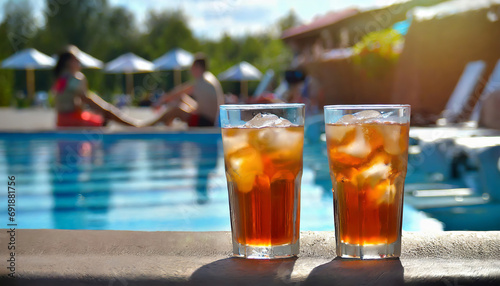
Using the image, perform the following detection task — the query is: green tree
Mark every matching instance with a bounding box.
[96,6,140,58]
[3,0,39,51]
[240,36,263,63]
[0,1,296,104]
[201,33,240,76]
[0,0,39,106]
[86,5,140,98]
[36,0,110,53]
[278,9,302,33]
[34,0,140,96]
[142,10,200,59]
[0,20,14,106]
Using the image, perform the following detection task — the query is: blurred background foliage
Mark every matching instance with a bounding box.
[352,28,404,78]
[0,0,301,106]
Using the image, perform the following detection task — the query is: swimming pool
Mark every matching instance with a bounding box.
[0,131,441,232]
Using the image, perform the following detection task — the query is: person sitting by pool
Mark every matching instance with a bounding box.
[52,46,141,127]
[149,53,224,127]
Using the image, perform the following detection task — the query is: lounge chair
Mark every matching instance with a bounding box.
[409,59,500,175]
[405,61,500,212]
[410,60,489,141]
[253,69,275,97]
[469,59,500,123]
[440,60,486,124]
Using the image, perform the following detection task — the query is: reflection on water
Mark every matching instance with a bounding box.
[53,140,110,229]
[194,142,219,205]
[49,137,222,229]
[0,134,438,231]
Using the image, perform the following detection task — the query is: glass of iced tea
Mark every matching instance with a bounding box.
[324,105,410,259]
[220,104,305,259]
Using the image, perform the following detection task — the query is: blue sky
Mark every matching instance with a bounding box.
[1,0,397,39]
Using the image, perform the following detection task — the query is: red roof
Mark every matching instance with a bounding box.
[281,8,359,40]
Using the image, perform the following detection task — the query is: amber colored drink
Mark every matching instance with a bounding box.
[326,122,409,246]
[222,126,303,247]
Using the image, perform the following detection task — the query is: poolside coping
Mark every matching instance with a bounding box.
[0,230,499,285]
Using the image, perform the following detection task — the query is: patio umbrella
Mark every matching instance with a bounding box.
[104,53,154,97]
[218,61,262,99]
[153,48,193,86]
[1,48,55,100]
[52,47,103,69]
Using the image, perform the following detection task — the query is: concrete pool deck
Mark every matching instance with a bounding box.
[0,230,499,285]
[2,107,500,136]
[0,107,185,132]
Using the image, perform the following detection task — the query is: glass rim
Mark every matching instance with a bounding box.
[220,103,305,110]
[324,104,410,110]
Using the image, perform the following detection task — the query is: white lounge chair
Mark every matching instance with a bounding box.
[469,59,500,123]
[253,69,275,97]
[411,60,490,141]
[405,61,500,209]
[441,60,486,124]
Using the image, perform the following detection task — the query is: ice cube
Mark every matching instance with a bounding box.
[355,153,396,203]
[253,127,303,161]
[326,124,355,143]
[258,128,279,149]
[227,146,263,193]
[357,161,391,188]
[244,113,293,128]
[336,110,382,124]
[337,114,357,124]
[368,181,396,204]
[377,124,403,155]
[275,117,294,127]
[381,184,397,203]
[245,113,278,128]
[338,127,371,159]
[263,127,302,148]
[222,129,249,155]
[354,110,382,122]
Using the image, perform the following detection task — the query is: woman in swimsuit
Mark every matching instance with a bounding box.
[52,47,140,127]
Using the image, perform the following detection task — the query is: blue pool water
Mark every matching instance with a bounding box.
[0,131,440,232]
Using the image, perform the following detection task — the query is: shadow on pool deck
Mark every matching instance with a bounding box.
[303,257,404,286]
[1,230,500,285]
[190,257,297,285]
[190,256,404,286]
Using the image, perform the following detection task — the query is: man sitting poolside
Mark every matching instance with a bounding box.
[149,53,224,127]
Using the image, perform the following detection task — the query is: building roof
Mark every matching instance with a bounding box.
[280,0,451,41]
[281,8,359,40]
[413,0,500,21]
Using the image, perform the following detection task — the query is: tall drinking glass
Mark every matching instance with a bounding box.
[220,104,305,259]
[324,105,410,259]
